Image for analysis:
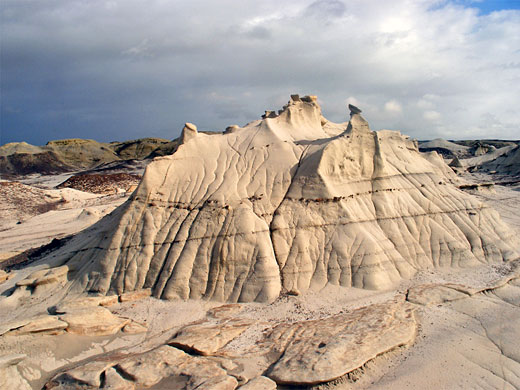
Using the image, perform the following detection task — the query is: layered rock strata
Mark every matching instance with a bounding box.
[36,96,518,303]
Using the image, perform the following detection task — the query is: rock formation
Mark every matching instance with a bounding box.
[28,96,519,304]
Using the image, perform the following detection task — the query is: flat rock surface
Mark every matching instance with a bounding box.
[59,306,129,336]
[49,345,239,390]
[264,300,416,385]
[169,318,255,356]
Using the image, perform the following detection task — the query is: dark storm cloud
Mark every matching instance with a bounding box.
[1,0,519,146]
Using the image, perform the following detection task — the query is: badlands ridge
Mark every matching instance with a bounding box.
[31,95,518,303]
[0,95,519,390]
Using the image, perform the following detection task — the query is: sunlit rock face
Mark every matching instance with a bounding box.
[47,95,518,303]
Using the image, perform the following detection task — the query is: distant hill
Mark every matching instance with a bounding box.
[0,137,177,176]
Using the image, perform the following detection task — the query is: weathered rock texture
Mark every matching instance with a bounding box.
[46,345,238,390]
[44,298,417,388]
[40,96,518,303]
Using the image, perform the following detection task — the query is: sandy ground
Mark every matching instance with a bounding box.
[0,171,519,389]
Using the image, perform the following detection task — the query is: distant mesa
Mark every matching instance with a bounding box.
[20,95,518,305]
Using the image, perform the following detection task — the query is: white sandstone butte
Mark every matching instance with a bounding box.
[41,95,519,303]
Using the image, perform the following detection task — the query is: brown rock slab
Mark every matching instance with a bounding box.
[59,306,129,336]
[169,318,254,356]
[265,301,416,385]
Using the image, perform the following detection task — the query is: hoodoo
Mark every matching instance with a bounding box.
[33,96,519,303]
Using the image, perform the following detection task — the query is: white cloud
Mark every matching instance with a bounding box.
[384,100,402,114]
[1,0,519,144]
[424,110,442,121]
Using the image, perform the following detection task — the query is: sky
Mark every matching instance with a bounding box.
[1,0,519,146]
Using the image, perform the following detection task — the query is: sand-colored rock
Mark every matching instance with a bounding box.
[52,295,119,314]
[121,321,147,334]
[170,318,255,355]
[0,354,31,390]
[26,96,519,304]
[49,345,239,390]
[103,367,135,390]
[59,306,129,335]
[407,264,520,306]
[119,288,152,302]
[239,376,277,390]
[16,265,69,288]
[181,122,198,144]
[116,346,237,389]
[264,300,416,385]
[9,315,68,335]
[0,270,11,284]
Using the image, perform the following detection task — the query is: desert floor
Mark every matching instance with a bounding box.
[0,171,519,390]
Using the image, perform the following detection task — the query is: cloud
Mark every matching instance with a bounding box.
[423,110,442,121]
[384,100,402,115]
[1,0,519,145]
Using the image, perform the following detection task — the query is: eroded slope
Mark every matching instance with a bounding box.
[27,96,519,304]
